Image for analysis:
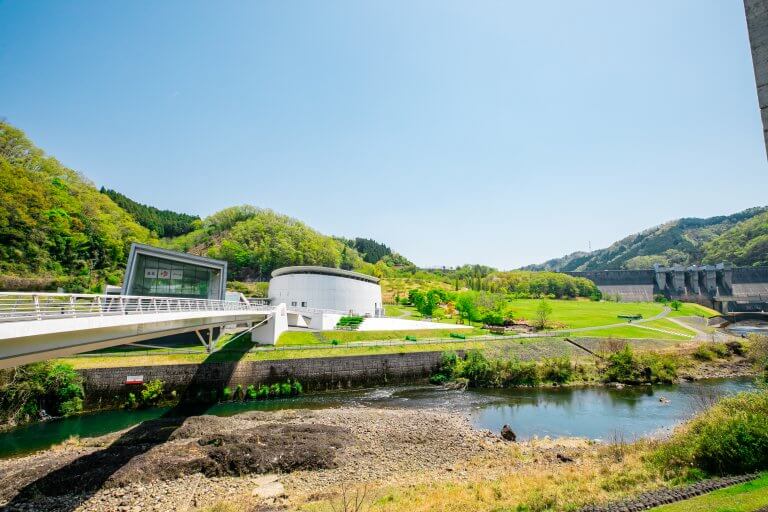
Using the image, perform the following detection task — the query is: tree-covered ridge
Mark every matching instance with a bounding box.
[165,205,375,281]
[100,187,199,237]
[0,122,152,290]
[340,237,389,264]
[703,210,768,267]
[526,207,768,271]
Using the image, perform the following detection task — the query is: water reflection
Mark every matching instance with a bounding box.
[0,378,756,459]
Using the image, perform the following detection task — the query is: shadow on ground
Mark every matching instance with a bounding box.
[3,329,254,511]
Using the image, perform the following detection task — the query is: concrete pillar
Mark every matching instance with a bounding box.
[251,303,288,345]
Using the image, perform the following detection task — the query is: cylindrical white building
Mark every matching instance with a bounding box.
[269,266,383,316]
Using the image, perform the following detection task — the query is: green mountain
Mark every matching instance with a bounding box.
[100,187,199,237]
[525,207,768,271]
[0,122,153,291]
[164,205,375,281]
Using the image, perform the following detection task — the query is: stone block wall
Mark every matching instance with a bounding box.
[80,351,453,404]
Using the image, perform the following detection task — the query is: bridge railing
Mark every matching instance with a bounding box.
[0,292,272,323]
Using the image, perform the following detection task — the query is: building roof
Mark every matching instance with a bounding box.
[271,265,380,284]
[128,243,227,270]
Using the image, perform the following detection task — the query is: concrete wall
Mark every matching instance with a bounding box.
[79,351,452,403]
[269,272,383,316]
[745,0,768,157]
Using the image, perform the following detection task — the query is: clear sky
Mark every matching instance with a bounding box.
[1,0,766,269]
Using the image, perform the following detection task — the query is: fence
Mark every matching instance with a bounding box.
[0,291,272,323]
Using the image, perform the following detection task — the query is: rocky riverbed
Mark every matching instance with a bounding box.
[0,407,554,511]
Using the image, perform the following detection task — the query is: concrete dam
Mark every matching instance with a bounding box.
[566,264,768,313]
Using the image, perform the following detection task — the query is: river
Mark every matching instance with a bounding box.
[0,377,756,459]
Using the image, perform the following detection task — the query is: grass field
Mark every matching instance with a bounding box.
[667,302,719,318]
[640,318,697,336]
[276,327,485,346]
[649,473,768,512]
[57,340,487,369]
[571,325,691,340]
[508,299,667,329]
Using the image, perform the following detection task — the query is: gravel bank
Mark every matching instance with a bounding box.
[0,407,521,512]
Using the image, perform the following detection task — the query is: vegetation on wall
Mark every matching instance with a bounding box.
[100,187,200,238]
[0,361,84,427]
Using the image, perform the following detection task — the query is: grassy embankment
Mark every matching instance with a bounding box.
[649,473,768,511]
[55,300,716,368]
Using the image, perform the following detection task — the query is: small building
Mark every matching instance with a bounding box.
[122,243,228,301]
[269,266,383,317]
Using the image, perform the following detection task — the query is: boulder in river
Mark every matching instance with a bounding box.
[500,424,516,442]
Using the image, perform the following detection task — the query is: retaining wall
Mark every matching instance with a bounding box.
[80,351,452,404]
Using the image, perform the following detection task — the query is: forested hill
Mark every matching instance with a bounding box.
[525,207,768,271]
[0,122,153,291]
[100,188,199,237]
[0,121,407,292]
[164,206,378,281]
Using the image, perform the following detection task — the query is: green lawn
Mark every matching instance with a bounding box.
[668,302,720,318]
[640,318,697,336]
[508,299,667,329]
[649,474,768,512]
[571,325,691,340]
[276,327,486,346]
[58,340,487,368]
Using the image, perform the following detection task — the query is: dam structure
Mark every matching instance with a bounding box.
[566,263,768,313]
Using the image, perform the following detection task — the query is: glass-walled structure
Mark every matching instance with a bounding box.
[122,244,227,300]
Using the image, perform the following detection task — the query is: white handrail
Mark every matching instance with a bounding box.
[0,292,272,323]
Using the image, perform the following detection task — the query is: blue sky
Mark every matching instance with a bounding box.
[1,1,765,269]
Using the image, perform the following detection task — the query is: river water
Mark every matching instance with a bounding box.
[0,378,756,459]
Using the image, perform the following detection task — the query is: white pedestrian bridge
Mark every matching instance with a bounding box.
[0,292,276,369]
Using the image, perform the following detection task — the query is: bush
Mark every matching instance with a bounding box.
[0,361,84,425]
[652,391,768,476]
[429,373,448,385]
[257,385,269,400]
[222,386,233,400]
[439,351,460,378]
[125,392,137,409]
[246,384,257,400]
[693,343,729,361]
[493,358,540,387]
[139,379,165,407]
[280,382,292,396]
[235,384,243,400]
[291,380,303,395]
[539,357,573,384]
[602,346,677,384]
[461,350,493,387]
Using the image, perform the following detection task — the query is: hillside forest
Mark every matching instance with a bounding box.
[1,120,766,297]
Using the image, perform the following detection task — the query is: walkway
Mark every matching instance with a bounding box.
[0,292,273,368]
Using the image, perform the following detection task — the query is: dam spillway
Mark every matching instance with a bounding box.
[566,264,768,313]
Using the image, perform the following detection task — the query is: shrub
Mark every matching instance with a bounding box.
[256,385,269,400]
[139,379,164,407]
[291,380,303,395]
[652,391,768,476]
[246,384,257,400]
[235,384,243,400]
[439,351,460,378]
[460,350,493,387]
[694,343,728,361]
[222,387,233,400]
[670,300,682,311]
[494,358,540,387]
[280,382,292,396]
[602,346,677,384]
[429,373,448,385]
[0,361,85,425]
[539,357,573,384]
[125,392,137,409]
